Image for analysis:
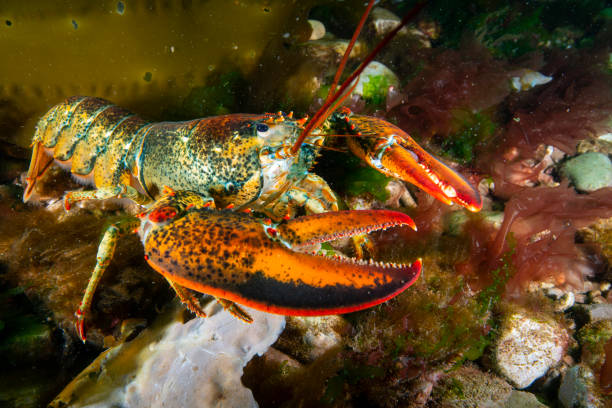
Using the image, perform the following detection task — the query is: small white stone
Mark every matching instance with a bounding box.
[308,19,325,41]
[555,292,575,312]
[510,69,553,91]
[494,310,568,389]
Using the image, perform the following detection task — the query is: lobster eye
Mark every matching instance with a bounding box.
[256,123,269,133]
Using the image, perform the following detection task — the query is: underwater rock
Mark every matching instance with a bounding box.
[556,292,577,312]
[301,38,367,66]
[367,7,431,47]
[351,61,399,107]
[368,7,408,38]
[431,363,549,407]
[274,315,347,363]
[493,308,568,388]
[577,137,612,156]
[558,364,606,408]
[504,391,548,408]
[577,320,612,372]
[575,304,612,324]
[430,364,512,407]
[510,69,553,92]
[50,301,285,408]
[579,217,612,268]
[384,179,417,208]
[308,19,326,41]
[562,152,612,192]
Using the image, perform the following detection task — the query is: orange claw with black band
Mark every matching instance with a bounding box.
[139,202,421,317]
[343,114,483,213]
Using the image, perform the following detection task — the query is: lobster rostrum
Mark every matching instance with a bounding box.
[22,1,482,341]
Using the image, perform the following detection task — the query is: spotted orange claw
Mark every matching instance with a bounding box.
[139,204,421,316]
[342,114,482,212]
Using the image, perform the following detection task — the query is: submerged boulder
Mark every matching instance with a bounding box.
[50,301,285,408]
[493,308,568,389]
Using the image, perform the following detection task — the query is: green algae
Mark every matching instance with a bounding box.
[361,74,392,107]
[324,155,393,203]
[441,111,498,164]
[578,320,612,371]
[314,236,518,406]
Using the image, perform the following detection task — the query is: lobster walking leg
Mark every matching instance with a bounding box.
[164,278,207,318]
[75,216,140,342]
[64,185,152,211]
[216,298,253,323]
[288,173,340,214]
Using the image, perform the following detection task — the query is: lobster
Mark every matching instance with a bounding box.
[22,1,482,341]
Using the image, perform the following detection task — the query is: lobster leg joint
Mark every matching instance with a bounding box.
[75,216,140,342]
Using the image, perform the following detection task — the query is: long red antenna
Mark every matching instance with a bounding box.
[324,0,375,105]
[291,1,428,155]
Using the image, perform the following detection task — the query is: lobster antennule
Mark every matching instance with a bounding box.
[278,209,417,248]
[142,209,421,317]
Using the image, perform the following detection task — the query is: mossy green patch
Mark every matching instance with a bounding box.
[577,320,612,370]
[361,74,391,107]
[442,110,497,164]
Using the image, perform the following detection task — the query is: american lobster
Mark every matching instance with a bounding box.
[22,1,482,341]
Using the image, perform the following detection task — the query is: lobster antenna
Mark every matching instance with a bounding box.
[291,1,428,155]
[324,0,375,105]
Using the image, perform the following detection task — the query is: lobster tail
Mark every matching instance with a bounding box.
[24,96,149,202]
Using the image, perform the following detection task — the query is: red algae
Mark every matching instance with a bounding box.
[389,43,511,139]
[461,184,612,294]
[481,51,612,198]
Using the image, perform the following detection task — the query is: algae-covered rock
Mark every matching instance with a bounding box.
[576,137,612,156]
[577,320,612,372]
[274,315,347,363]
[558,364,606,408]
[579,217,612,267]
[504,390,548,408]
[50,301,285,408]
[561,152,612,192]
[430,364,512,408]
[351,61,399,107]
[367,7,431,47]
[432,364,549,408]
[493,308,568,388]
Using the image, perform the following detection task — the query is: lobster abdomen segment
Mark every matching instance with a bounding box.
[24,96,148,201]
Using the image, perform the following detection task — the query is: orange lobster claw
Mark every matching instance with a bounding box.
[345,115,483,212]
[140,208,421,316]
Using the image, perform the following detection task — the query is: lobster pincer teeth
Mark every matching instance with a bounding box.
[277,209,417,248]
[377,137,482,212]
[140,208,421,317]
